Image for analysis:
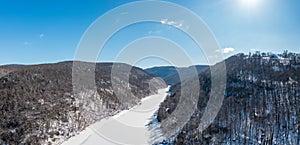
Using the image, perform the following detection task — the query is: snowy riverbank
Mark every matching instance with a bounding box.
[62,88,169,145]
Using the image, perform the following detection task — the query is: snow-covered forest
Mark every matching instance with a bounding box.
[157,51,300,144]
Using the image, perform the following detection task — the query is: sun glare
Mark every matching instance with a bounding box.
[241,0,259,7]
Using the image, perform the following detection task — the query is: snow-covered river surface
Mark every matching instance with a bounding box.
[62,88,168,145]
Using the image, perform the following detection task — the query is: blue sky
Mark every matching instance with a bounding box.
[0,0,299,68]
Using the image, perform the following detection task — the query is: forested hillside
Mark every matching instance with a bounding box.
[157,52,300,144]
[0,61,165,144]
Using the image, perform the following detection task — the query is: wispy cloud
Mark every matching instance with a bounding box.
[216,47,235,54]
[223,47,235,53]
[23,41,32,46]
[160,18,183,28]
[39,33,44,39]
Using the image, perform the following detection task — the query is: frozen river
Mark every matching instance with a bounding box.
[62,88,168,145]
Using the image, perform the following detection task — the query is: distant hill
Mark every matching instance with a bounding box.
[145,66,178,79]
[0,64,26,77]
[0,61,165,144]
[145,65,209,85]
[156,52,300,144]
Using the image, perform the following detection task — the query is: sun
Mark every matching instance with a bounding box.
[241,0,259,7]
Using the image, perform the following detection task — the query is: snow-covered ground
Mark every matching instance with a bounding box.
[62,88,168,145]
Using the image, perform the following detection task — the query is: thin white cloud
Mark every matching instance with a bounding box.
[39,33,44,39]
[223,47,235,53]
[160,18,183,28]
[216,47,235,54]
[23,41,32,46]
